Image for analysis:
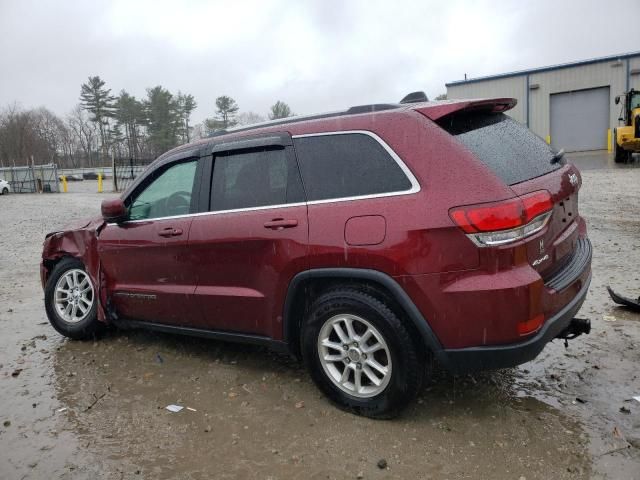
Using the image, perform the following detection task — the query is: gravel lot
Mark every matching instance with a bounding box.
[1,155,639,479]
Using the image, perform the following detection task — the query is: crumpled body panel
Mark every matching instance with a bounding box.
[41,216,108,321]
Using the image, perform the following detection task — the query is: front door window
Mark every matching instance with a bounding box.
[128,160,198,221]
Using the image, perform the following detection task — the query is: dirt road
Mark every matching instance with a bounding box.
[1,162,639,479]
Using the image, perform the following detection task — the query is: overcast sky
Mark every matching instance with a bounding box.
[1,0,638,124]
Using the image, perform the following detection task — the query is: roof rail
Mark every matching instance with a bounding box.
[346,103,400,114]
[204,92,425,138]
[207,110,346,138]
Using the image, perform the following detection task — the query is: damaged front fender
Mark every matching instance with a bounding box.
[41,216,109,322]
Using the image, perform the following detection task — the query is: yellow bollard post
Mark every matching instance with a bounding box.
[607,129,612,152]
[545,135,551,145]
[61,175,68,193]
[98,172,103,193]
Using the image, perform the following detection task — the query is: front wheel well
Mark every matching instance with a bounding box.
[284,274,429,360]
[42,254,79,284]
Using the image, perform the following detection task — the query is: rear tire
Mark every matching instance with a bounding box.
[614,129,631,163]
[301,287,424,418]
[44,257,103,340]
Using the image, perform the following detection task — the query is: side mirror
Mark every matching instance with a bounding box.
[615,96,620,105]
[101,198,127,223]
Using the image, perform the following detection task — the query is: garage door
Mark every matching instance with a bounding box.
[550,87,610,152]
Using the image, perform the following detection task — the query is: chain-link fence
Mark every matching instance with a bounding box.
[113,158,154,192]
[0,164,60,193]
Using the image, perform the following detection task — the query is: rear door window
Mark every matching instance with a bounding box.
[210,147,304,211]
[292,133,412,201]
[438,112,561,185]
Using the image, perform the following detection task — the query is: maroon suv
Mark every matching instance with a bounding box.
[41,97,592,417]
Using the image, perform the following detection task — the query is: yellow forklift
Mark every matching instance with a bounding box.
[613,88,640,162]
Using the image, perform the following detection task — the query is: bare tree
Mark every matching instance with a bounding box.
[33,107,66,164]
[0,105,73,167]
[237,111,266,126]
[68,105,98,167]
[0,103,38,166]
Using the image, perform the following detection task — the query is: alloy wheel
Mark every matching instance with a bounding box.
[53,269,94,324]
[317,314,392,398]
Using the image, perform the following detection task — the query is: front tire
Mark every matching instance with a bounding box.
[301,288,424,418]
[44,257,102,340]
[1,188,7,195]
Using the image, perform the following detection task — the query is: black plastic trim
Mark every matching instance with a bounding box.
[122,320,289,353]
[346,104,400,114]
[283,268,446,362]
[544,237,592,291]
[195,154,213,213]
[207,134,291,155]
[443,272,592,373]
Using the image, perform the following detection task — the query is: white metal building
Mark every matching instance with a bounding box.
[446,52,640,152]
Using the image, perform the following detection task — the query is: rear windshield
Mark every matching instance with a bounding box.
[438,112,561,185]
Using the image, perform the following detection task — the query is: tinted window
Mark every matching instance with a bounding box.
[439,112,561,185]
[211,147,304,211]
[293,133,412,201]
[128,159,197,220]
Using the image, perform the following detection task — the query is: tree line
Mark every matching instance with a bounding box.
[0,75,294,168]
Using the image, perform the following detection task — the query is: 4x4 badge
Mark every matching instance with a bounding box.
[569,173,579,187]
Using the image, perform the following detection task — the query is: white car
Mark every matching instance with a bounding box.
[0,178,10,195]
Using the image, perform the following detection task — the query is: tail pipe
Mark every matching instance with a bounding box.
[557,317,591,342]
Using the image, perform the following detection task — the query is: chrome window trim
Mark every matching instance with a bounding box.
[108,201,309,226]
[111,130,421,225]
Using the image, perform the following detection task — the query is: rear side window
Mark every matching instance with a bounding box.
[438,112,561,185]
[210,147,304,211]
[293,133,412,201]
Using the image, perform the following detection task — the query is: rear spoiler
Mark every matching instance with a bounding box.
[414,98,517,121]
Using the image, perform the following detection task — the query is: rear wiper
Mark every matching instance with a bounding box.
[551,148,565,164]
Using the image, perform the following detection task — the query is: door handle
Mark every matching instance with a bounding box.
[264,218,298,230]
[158,227,184,237]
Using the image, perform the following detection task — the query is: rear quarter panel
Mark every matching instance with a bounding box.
[299,110,515,276]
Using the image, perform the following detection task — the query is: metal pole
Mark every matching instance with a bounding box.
[30,155,36,193]
[54,164,60,193]
[112,151,118,192]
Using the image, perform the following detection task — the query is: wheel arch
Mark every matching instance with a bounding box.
[42,229,106,322]
[282,268,446,365]
[42,252,78,285]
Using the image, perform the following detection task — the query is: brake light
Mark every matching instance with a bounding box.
[449,190,552,246]
[522,191,553,223]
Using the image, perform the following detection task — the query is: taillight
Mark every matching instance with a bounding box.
[518,314,545,336]
[521,191,553,222]
[449,190,553,246]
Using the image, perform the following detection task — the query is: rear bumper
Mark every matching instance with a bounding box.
[441,271,591,373]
